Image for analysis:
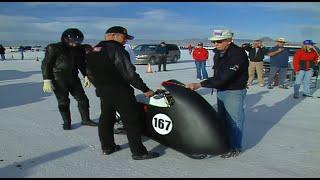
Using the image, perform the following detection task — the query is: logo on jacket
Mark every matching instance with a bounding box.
[93,47,102,52]
[229,65,239,71]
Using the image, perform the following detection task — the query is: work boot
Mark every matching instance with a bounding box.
[132,151,160,160]
[102,145,121,155]
[60,111,72,130]
[78,106,98,126]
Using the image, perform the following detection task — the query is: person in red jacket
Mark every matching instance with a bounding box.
[192,42,209,80]
[293,40,319,98]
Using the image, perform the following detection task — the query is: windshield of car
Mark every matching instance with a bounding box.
[134,45,158,52]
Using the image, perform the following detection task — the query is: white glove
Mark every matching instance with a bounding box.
[84,76,91,88]
[43,80,54,93]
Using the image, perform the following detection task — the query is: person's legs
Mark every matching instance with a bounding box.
[223,89,246,150]
[201,61,208,79]
[267,66,279,88]
[218,89,247,158]
[256,61,265,86]
[278,67,288,87]
[247,61,256,85]
[158,56,163,71]
[293,70,304,98]
[302,69,313,96]
[163,56,167,71]
[109,86,148,156]
[98,94,118,150]
[52,80,72,130]
[195,61,201,79]
[1,54,5,60]
[69,78,97,126]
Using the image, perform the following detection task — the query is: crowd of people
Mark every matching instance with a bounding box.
[39,25,319,161]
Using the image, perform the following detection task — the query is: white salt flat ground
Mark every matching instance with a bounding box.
[0,50,320,177]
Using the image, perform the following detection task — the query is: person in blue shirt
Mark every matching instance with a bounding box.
[266,38,290,89]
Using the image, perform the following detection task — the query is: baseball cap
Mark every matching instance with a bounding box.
[277,37,286,43]
[209,29,233,41]
[105,26,134,40]
[303,40,315,45]
[198,42,203,46]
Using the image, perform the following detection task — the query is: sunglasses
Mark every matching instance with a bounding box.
[211,40,225,44]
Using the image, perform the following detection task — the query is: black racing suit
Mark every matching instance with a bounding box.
[41,42,90,125]
[86,40,150,156]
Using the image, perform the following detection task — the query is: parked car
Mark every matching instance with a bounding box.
[133,44,181,65]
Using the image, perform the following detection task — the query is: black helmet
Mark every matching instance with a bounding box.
[61,28,84,45]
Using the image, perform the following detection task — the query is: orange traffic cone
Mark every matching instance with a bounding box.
[146,63,153,73]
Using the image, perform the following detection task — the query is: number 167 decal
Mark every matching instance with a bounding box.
[152,113,173,135]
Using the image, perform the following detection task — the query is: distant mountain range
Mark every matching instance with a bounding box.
[1,37,301,48]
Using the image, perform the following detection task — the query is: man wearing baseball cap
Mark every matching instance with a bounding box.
[266,37,290,89]
[187,29,249,158]
[86,26,159,160]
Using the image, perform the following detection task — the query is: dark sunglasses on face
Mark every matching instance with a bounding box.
[211,40,225,44]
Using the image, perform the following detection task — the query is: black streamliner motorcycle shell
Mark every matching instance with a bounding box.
[136,79,229,157]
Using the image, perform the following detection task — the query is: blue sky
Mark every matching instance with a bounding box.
[0,2,319,43]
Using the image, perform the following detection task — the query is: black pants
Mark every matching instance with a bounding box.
[52,77,90,122]
[97,85,148,156]
[158,55,167,71]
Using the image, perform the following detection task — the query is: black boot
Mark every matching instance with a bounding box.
[60,111,72,130]
[78,106,98,126]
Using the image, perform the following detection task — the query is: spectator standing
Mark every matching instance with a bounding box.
[293,40,319,98]
[192,42,209,80]
[247,40,268,87]
[188,43,193,54]
[266,38,290,89]
[186,29,249,158]
[19,46,24,60]
[0,44,5,61]
[157,42,169,71]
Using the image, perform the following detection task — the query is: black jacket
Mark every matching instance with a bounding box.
[0,46,5,54]
[157,45,169,55]
[41,42,86,80]
[86,40,150,93]
[201,43,248,91]
[248,47,268,62]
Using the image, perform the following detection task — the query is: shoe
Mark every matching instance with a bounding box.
[259,84,264,87]
[279,84,289,89]
[132,151,159,160]
[63,123,71,130]
[267,85,273,89]
[302,94,313,97]
[220,149,241,159]
[81,120,98,126]
[102,145,121,155]
[197,78,201,80]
